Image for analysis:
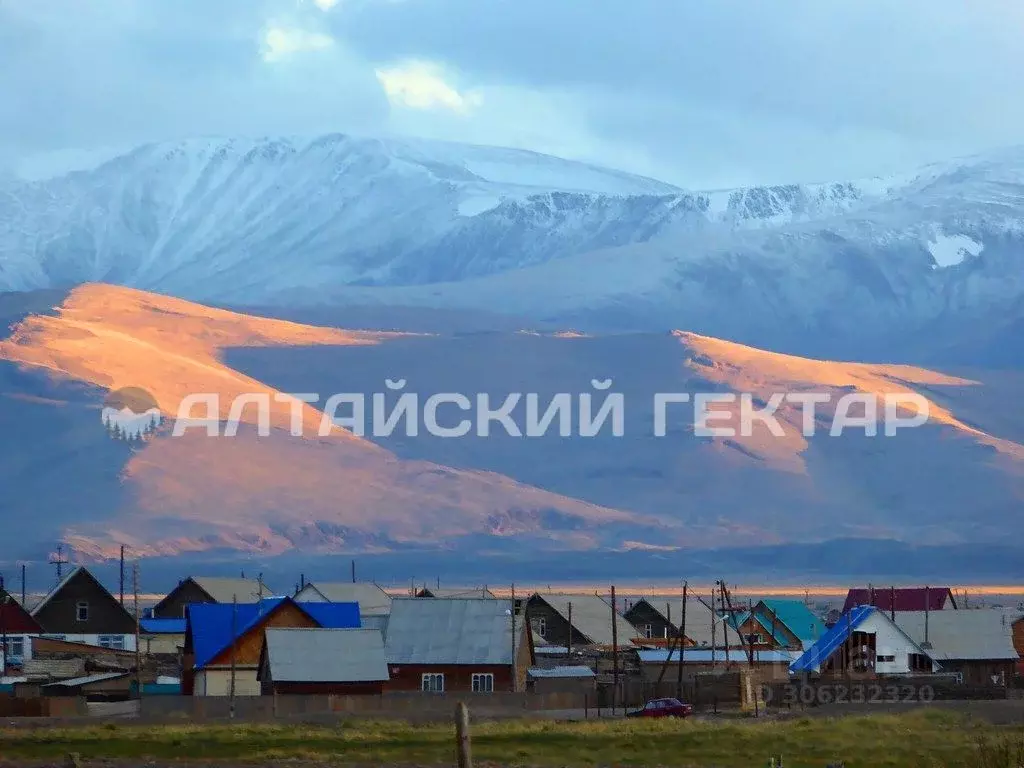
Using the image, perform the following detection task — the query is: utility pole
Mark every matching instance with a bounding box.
[718,581,731,666]
[567,601,573,659]
[710,587,717,669]
[133,563,141,700]
[510,583,517,692]
[611,585,619,714]
[677,581,687,700]
[119,545,126,606]
[20,564,26,608]
[351,559,356,584]
[229,594,238,719]
[1,590,9,677]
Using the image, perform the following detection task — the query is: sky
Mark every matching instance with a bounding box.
[1,0,1023,188]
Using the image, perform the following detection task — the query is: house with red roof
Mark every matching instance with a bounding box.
[1,584,43,670]
[842,587,957,614]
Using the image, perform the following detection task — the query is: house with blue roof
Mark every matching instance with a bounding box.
[182,596,360,696]
[789,605,938,676]
[733,599,827,652]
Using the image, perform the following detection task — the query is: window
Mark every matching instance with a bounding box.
[76,601,89,622]
[2,636,25,661]
[535,617,546,638]
[746,633,765,645]
[876,654,895,663]
[98,635,125,650]
[421,673,445,693]
[643,624,653,639]
[472,673,494,693]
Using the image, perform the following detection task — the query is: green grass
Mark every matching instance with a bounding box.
[1,710,1023,766]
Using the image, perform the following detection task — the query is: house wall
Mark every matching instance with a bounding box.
[142,633,183,655]
[526,597,593,648]
[820,612,934,676]
[154,581,215,619]
[1012,618,1024,660]
[195,668,261,696]
[940,659,1017,686]
[387,664,513,692]
[33,572,136,635]
[206,602,318,668]
[736,615,785,652]
[293,585,327,603]
[624,602,678,640]
[1,634,35,665]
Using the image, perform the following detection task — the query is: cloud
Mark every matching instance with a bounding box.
[261,26,335,63]
[313,0,342,9]
[375,61,481,114]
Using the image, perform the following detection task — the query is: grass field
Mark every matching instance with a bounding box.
[2,710,1023,767]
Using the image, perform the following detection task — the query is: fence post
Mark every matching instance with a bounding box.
[584,693,589,719]
[455,702,472,768]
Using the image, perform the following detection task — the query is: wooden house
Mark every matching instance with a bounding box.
[1,585,43,668]
[30,567,136,650]
[625,598,741,648]
[151,576,275,619]
[526,593,638,648]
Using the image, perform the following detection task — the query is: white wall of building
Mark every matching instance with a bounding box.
[194,668,260,696]
[850,612,936,674]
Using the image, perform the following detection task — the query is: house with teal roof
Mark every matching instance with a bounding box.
[731,599,826,651]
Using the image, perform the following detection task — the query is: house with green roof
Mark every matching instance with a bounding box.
[731,599,826,652]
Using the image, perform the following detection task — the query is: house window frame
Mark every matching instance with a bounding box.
[876,654,896,663]
[536,617,546,638]
[472,673,494,693]
[421,673,445,693]
[98,635,125,650]
[643,624,653,639]
[76,601,89,622]
[2,636,25,660]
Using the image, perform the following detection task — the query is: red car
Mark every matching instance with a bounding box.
[626,698,694,718]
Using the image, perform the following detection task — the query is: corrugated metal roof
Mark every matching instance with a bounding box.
[790,605,875,673]
[418,588,496,599]
[843,587,955,613]
[384,597,519,665]
[755,600,827,646]
[264,628,389,683]
[531,593,638,646]
[140,618,186,634]
[193,577,276,604]
[630,598,741,647]
[189,598,360,669]
[362,614,389,637]
[894,610,1020,661]
[528,666,595,678]
[296,583,392,615]
[43,672,128,688]
[638,649,799,664]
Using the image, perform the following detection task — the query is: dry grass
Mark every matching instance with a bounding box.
[2,709,1023,766]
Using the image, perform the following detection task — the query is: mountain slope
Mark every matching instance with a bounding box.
[0,284,657,560]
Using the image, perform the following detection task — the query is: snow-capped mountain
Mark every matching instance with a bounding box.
[2,135,1023,361]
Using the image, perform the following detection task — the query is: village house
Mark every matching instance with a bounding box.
[415,587,496,599]
[894,609,1020,686]
[151,576,275,619]
[625,598,742,648]
[258,628,390,695]
[384,597,533,692]
[30,567,137,651]
[139,617,186,655]
[1,584,43,669]
[732,599,826,652]
[183,597,360,696]
[842,587,957,614]
[294,582,392,616]
[526,593,638,649]
[790,605,938,676]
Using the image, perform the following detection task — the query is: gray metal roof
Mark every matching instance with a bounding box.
[894,610,1021,661]
[530,593,639,646]
[384,597,520,665]
[419,587,496,599]
[263,628,389,683]
[193,577,276,604]
[528,666,596,678]
[42,672,128,688]
[295,583,392,615]
[362,614,390,636]
[632,598,742,647]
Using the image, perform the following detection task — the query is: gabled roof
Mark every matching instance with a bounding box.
[628,598,741,647]
[842,587,955,613]
[755,600,826,646]
[295,583,392,615]
[894,610,1020,661]
[29,567,133,623]
[417,587,496,599]
[530,593,638,646]
[140,618,186,634]
[262,628,389,683]
[384,597,521,665]
[790,605,935,674]
[0,587,42,633]
[188,597,360,669]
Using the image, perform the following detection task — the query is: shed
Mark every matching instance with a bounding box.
[527,665,596,695]
[259,628,389,695]
[894,610,1020,685]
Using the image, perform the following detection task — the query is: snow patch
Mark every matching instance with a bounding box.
[927,233,984,269]
[457,195,501,217]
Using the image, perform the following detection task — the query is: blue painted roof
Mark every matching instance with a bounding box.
[789,605,874,673]
[140,618,186,634]
[188,598,360,669]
